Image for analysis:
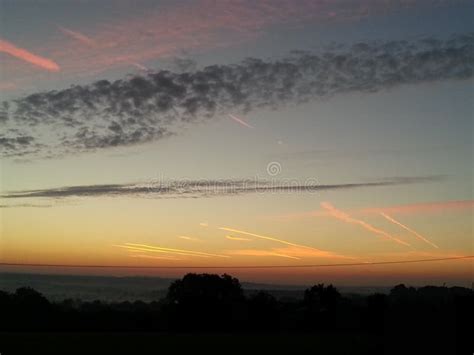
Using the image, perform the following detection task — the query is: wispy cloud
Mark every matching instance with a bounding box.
[0,38,60,72]
[2,34,472,157]
[321,202,411,247]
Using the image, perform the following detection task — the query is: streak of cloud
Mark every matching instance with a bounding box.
[380,212,439,249]
[1,176,443,200]
[0,38,60,72]
[321,202,411,247]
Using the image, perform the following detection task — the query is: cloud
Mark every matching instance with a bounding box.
[0,175,442,201]
[1,34,473,157]
[0,38,60,72]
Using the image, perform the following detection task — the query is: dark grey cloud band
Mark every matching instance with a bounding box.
[1,34,472,157]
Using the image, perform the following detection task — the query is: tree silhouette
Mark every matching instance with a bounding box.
[366,293,387,333]
[164,273,245,330]
[303,284,341,329]
[248,291,279,330]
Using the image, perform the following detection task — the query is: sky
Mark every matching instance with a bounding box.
[0,0,473,286]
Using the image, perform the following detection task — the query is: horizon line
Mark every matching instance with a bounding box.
[0,256,472,269]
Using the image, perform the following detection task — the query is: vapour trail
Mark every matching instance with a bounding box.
[321,202,411,247]
[220,227,330,253]
[380,212,439,249]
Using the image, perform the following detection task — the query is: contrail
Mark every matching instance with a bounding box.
[132,62,151,72]
[219,227,328,252]
[178,236,202,242]
[0,38,60,72]
[227,249,300,260]
[321,202,411,247]
[130,254,184,261]
[226,235,253,241]
[227,113,254,129]
[114,244,210,258]
[380,212,439,249]
[124,243,230,258]
[58,26,96,46]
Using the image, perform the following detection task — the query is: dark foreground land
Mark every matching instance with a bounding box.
[1,332,378,355]
[0,273,472,354]
[0,330,468,355]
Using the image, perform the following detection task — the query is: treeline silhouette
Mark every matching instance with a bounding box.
[0,273,472,353]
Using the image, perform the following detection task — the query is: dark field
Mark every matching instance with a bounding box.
[0,332,382,355]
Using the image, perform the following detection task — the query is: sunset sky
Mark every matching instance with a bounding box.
[0,0,472,286]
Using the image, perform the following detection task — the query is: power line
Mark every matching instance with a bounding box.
[0,255,472,269]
